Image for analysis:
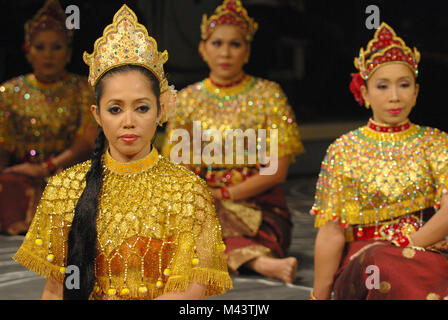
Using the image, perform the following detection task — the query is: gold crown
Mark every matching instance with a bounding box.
[83,4,168,89]
[83,4,177,124]
[24,0,73,50]
[354,22,420,80]
[201,0,258,42]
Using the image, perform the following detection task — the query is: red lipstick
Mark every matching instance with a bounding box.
[120,134,138,143]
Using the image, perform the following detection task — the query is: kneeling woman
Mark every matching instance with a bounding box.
[311,23,448,300]
[13,5,232,300]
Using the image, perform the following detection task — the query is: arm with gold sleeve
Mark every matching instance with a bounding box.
[161,87,193,166]
[12,162,88,287]
[0,84,14,170]
[410,130,448,248]
[156,175,232,299]
[311,144,346,300]
[48,77,97,171]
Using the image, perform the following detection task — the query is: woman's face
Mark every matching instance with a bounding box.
[201,24,250,83]
[361,63,419,126]
[91,71,159,163]
[26,30,71,81]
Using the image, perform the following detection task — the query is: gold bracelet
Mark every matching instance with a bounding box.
[309,290,318,300]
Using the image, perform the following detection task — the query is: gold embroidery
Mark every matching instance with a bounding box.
[104,147,159,174]
[219,200,262,237]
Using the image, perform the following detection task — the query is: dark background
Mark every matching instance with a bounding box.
[0,0,447,131]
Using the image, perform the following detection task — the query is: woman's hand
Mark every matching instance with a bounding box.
[3,162,49,178]
[210,188,222,200]
[349,241,387,261]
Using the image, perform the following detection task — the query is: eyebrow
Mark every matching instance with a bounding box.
[106,98,153,104]
[376,76,412,82]
[210,37,243,42]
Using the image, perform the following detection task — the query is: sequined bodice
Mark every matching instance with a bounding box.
[312,121,448,228]
[0,73,95,162]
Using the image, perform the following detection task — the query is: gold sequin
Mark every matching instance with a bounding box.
[426,293,440,300]
[379,281,391,294]
[402,247,416,259]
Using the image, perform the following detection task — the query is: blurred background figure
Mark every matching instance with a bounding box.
[163,0,304,284]
[0,0,96,235]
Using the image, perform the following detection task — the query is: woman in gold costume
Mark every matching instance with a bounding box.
[311,23,448,300]
[163,0,304,284]
[0,0,96,235]
[13,5,232,300]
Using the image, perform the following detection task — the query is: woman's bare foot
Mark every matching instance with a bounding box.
[246,256,298,284]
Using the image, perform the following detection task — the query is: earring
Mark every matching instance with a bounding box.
[365,101,370,109]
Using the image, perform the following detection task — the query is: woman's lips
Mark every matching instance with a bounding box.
[219,63,231,69]
[387,108,403,115]
[120,134,138,143]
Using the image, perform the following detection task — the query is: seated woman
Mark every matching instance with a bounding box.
[310,22,448,300]
[0,0,96,235]
[163,0,304,284]
[13,4,232,300]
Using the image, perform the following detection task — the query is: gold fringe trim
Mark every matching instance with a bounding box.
[92,268,233,300]
[12,247,64,283]
[314,195,434,228]
[164,267,233,297]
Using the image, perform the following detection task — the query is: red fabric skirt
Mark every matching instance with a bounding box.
[0,173,45,235]
[215,184,293,272]
[333,240,448,300]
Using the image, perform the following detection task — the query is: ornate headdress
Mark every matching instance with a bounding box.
[201,0,258,42]
[24,0,73,51]
[350,22,421,106]
[83,5,177,124]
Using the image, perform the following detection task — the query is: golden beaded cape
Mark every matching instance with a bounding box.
[162,75,304,168]
[312,123,448,230]
[13,148,232,299]
[0,73,95,162]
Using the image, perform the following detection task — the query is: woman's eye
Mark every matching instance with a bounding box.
[212,40,222,47]
[52,44,62,50]
[231,41,242,48]
[137,105,150,113]
[377,84,387,90]
[34,44,44,51]
[107,106,121,114]
[400,82,410,88]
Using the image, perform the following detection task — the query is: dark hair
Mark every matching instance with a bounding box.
[63,65,160,300]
